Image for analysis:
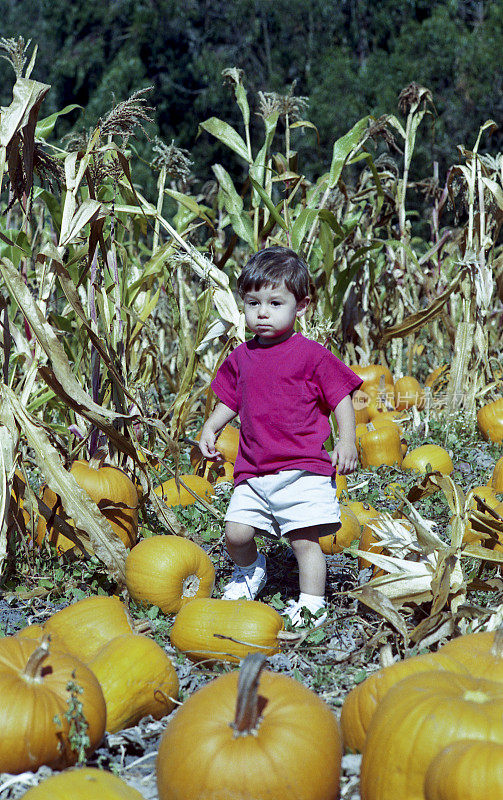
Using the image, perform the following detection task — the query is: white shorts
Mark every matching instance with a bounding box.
[224,469,341,539]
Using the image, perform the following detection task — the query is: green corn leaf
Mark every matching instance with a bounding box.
[199,117,250,163]
[249,177,288,231]
[165,189,215,228]
[329,116,370,189]
[35,104,81,140]
[290,208,317,252]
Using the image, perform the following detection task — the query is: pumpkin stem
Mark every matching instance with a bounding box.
[22,634,51,680]
[230,653,268,737]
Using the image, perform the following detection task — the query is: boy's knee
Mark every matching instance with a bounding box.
[225,521,256,546]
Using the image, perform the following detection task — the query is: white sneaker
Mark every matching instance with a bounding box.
[283,599,327,628]
[221,554,267,600]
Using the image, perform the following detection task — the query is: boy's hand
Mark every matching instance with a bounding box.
[198,426,224,461]
[331,440,358,475]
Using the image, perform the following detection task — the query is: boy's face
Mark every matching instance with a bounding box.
[242,281,309,344]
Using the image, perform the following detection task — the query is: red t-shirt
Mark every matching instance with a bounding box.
[211,333,362,485]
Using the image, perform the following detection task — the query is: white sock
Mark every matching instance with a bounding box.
[298,593,326,613]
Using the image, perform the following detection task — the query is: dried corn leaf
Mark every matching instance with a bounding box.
[379,271,464,344]
[0,257,123,423]
[348,585,409,642]
[1,386,127,583]
[351,550,435,606]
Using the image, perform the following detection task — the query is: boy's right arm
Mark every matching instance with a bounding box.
[198,402,237,460]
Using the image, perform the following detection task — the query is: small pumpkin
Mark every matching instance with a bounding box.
[490,455,503,491]
[350,364,394,392]
[37,460,139,553]
[318,506,361,555]
[425,364,449,390]
[347,500,380,526]
[0,636,106,774]
[125,535,215,614]
[156,653,342,800]
[360,670,503,800]
[357,425,403,468]
[88,633,179,733]
[424,739,503,800]
[21,766,145,799]
[352,389,372,424]
[477,397,503,443]
[462,486,503,545]
[393,376,425,411]
[402,444,453,475]
[154,475,214,506]
[170,598,284,663]
[43,596,134,664]
[190,424,240,468]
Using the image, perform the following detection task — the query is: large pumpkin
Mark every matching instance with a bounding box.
[424,739,503,800]
[37,461,139,553]
[477,397,503,443]
[21,767,145,799]
[88,633,179,733]
[43,596,134,664]
[156,653,342,800]
[0,636,106,774]
[125,535,215,614]
[170,598,284,663]
[402,444,453,475]
[360,670,503,800]
[341,630,503,754]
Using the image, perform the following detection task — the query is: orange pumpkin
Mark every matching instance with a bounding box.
[357,425,403,468]
[393,376,425,411]
[424,739,503,800]
[154,475,214,506]
[190,424,240,467]
[402,444,453,475]
[0,636,106,774]
[360,671,503,800]
[125,535,215,614]
[156,653,342,800]
[318,506,361,555]
[88,633,179,733]
[21,767,145,799]
[43,596,134,664]
[341,630,503,754]
[170,598,285,663]
[477,397,503,443]
[490,456,503,491]
[37,461,138,553]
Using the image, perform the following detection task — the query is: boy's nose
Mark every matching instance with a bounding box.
[257,306,268,318]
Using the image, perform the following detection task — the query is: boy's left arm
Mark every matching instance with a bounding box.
[331,394,358,475]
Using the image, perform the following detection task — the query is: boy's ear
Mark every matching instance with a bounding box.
[296,296,310,317]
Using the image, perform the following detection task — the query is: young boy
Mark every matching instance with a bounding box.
[198,247,362,627]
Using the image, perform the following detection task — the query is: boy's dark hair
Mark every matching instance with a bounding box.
[237,246,312,302]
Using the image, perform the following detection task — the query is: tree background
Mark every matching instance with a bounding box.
[1,0,501,194]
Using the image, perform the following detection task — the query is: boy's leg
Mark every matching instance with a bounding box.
[225,521,259,566]
[285,525,329,626]
[222,521,268,600]
[288,526,327,596]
